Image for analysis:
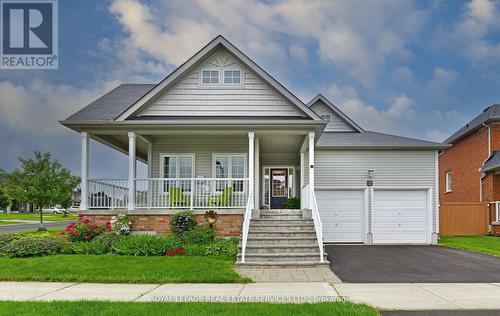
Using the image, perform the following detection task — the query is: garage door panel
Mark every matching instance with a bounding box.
[373,190,428,244]
[316,190,364,243]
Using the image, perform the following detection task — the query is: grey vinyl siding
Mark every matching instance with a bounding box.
[310,101,356,132]
[305,149,438,232]
[151,135,248,178]
[139,48,305,117]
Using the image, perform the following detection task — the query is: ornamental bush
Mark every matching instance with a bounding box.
[112,235,179,256]
[2,236,66,258]
[71,240,111,255]
[0,234,21,253]
[110,212,132,235]
[60,214,110,242]
[179,225,214,245]
[170,210,197,235]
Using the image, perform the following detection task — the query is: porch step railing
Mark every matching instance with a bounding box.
[87,178,249,209]
[302,183,324,262]
[494,201,500,222]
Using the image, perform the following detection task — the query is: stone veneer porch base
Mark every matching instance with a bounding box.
[83,213,243,236]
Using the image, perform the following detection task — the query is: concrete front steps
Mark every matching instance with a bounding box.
[236,210,328,267]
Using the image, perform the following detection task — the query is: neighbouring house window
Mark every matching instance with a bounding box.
[445,171,452,192]
[161,154,194,191]
[214,154,246,192]
[223,70,242,84]
[201,69,219,84]
[320,114,332,123]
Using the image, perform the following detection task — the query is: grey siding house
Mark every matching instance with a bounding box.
[61,36,446,266]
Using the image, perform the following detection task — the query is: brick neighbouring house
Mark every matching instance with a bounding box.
[440,105,500,235]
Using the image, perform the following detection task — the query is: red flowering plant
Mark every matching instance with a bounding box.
[60,213,111,242]
[165,247,185,256]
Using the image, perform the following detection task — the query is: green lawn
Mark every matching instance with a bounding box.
[0,301,379,316]
[0,255,249,283]
[0,213,77,222]
[439,236,500,257]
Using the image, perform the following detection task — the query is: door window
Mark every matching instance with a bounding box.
[272,169,287,197]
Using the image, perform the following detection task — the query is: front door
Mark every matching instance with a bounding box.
[270,169,288,209]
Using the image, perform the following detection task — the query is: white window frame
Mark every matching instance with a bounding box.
[159,153,195,192]
[212,153,247,193]
[445,171,452,193]
[200,68,221,85]
[223,68,243,85]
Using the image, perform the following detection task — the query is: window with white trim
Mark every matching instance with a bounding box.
[213,154,246,192]
[445,171,452,192]
[161,154,194,191]
[223,69,242,84]
[201,69,219,84]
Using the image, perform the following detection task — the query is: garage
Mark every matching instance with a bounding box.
[316,189,365,243]
[373,189,429,244]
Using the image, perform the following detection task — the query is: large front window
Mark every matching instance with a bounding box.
[161,154,194,191]
[214,154,246,192]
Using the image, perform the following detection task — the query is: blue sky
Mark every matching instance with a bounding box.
[1,0,499,178]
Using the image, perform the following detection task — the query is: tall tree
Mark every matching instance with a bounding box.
[0,171,9,210]
[4,152,80,230]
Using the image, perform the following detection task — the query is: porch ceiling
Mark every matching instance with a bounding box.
[259,135,304,153]
[91,133,149,163]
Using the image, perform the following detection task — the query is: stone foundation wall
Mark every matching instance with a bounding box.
[83,213,243,236]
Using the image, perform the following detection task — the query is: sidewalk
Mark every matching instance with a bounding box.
[1,281,500,310]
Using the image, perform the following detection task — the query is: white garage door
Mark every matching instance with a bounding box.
[373,190,428,244]
[316,190,365,243]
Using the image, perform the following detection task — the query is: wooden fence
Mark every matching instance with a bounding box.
[439,203,489,236]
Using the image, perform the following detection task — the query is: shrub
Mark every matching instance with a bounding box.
[0,234,21,253]
[110,212,132,235]
[170,210,197,235]
[179,225,214,245]
[60,214,110,242]
[284,197,300,209]
[71,241,110,255]
[93,232,123,248]
[1,236,66,258]
[112,235,179,256]
[203,238,239,258]
[183,244,207,256]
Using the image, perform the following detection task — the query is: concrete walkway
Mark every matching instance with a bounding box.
[235,266,341,283]
[2,281,500,310]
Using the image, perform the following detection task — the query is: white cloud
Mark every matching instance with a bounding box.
[328,84,417,135]
[450,0,500,64]
[392,67,414,83]
[425,128,449,142]
[108,0,430,86]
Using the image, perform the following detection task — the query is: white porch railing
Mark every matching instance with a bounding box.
[240,190,254,263]
[303,184,324,262]
[87,179,129,209]
[87,178,249,209]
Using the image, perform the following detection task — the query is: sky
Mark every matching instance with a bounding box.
[0,0,499,178]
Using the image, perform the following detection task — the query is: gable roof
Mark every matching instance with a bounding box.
[64,84,155,122]
[317,131,448,149]
[445,104,500,144]
[307,94,365,132]
[115,35,321,121]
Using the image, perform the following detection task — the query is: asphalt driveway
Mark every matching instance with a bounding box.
[327,245,500,283]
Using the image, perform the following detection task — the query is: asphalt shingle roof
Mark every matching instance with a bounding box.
[482,151,500,172]
[317,131,448,149]
[445,104,500,144]
[63,84,155,122]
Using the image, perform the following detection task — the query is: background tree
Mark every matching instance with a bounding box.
[0,171,9,210]
[4,152,80,230]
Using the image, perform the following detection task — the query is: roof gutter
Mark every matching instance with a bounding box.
[480,123,491,202]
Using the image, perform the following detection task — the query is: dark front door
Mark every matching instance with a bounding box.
[270,169,288,209]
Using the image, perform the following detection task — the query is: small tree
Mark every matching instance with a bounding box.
[4,152,80,230]
[0,171,10,211]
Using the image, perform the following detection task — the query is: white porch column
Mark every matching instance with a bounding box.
[300,151,304,209]
[308,131,315,208]
[248,132,255,210]
[147,142,153,178]
[254,137,260,209]
[128,132,137,211]
[80,132,89,211]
